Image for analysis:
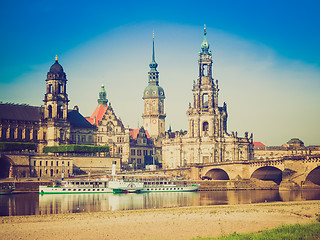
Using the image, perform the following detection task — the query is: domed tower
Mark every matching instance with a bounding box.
[43,56,70,146]
[142,33,166,138]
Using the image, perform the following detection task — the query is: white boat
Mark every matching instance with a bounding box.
[39,179,113,194]
[141,179,200,193]
[108,175,200,193]
[108,180,145,193]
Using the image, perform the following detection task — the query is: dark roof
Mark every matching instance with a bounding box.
[49,60,64,74]
[68,110,95,129]
[287,138,304,144]
[0,103,42,122]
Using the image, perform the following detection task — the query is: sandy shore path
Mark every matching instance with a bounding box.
[1,200,319,240]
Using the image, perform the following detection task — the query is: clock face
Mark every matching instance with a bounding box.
[152,119,157,124]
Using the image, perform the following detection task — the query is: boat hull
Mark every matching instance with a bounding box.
[39,186,113,194]
[140,184,200,193]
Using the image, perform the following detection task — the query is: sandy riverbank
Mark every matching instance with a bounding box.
[1,200,319,240]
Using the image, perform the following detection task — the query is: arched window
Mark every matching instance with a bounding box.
[59,84,63,93]
[203,65,208,76]
[48,105,52,118]
[202,94,208,108]
[202,121,209,131]
[58,105,63,118]
[48,84,52,93]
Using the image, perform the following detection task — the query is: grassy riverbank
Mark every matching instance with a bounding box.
[1,201,320,240]
[195,222,320,240]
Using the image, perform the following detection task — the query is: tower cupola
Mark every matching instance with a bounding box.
[200,25,211,55]
[98,85,108,106]
[142,32,166,138]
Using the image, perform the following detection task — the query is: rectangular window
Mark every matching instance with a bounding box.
[131,149,136,155]
[137,150,141,156]
[137,159,141,164]
[143,150,147,156]
[33,130,38,141]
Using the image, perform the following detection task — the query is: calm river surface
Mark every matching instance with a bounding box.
[1,190,320,216]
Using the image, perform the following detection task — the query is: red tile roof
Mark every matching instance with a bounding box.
[129,128,151,139]
[253,142,265,147]
[86,104,108,125]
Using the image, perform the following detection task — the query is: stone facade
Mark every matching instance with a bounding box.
[162,26,254,169]
[86,86,155,170]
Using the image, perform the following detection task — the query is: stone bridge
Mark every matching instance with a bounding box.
[189,154,320,188]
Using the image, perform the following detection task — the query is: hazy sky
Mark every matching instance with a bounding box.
[0,0,319,146]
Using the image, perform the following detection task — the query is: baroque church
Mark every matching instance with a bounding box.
[162,26,254,168]
[0,56,96,152]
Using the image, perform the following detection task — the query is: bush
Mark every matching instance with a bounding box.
[0,142,37,152]
[42,144,109,154]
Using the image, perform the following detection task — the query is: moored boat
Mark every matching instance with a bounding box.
[0,185,15,195]
[39,179,113,194]
[109,175,200,193]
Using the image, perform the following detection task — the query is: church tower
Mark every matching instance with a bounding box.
[187,26,227,139]
[142,33,166,138]
[43,56,70,146]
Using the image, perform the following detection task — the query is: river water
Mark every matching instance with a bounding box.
[1,190,320,216]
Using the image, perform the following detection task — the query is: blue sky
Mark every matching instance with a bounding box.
[0,0,319,146]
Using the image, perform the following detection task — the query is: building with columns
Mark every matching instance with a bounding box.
[162,26,254,169]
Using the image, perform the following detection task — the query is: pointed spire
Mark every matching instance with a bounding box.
[149,31,158,71]
[201,24,210,54]
[152,30,155,62]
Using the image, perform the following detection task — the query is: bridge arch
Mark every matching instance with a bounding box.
[251,166,282,185]
[203,168,230,180]
[0,155,13,178]
[305,166,320,185]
